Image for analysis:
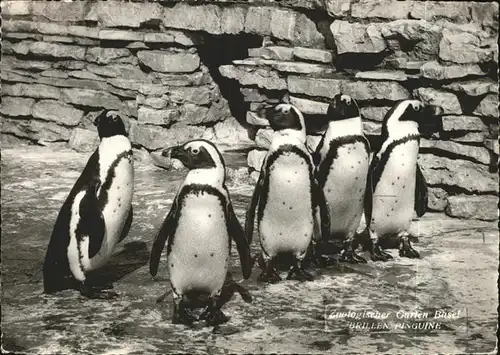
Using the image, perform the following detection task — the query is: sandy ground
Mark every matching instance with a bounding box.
[1,147,498,354]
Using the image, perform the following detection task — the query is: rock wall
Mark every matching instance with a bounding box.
[1,0,498,220]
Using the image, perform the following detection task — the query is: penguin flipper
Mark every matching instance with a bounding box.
[312,134,326,166]
[414,163,428,217]
[118,206,133,243]
[149,198,179,277]
[364,154,380,225]
[226,198,253,280]
[78,181,106,259]
[245,164,265,245]
[312,178,330,240]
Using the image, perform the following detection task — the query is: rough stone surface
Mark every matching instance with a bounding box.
[360,106,390,122]
[246,111,269,126]
[32,100,83,126]
[330,21,386,54]
[247,149,267,170]
[324,0,350,17]
[220,65,287,90]
[363,121,382,135]
[439,27,496,64]
[420,61,486,80]
[293,47,332,63]
[137,107,179,126]
[473,94,499,118]
[137,51,200,73]
[427,187,448,212]
[233,59,334,75]
[0,97,35,117]
[61,88,123,109]
[2,83,60,100]
[446,195,498,221]
[164,4,223,34]
[442,79,498,97]
[289,96,328,115]
[85,48,132,65]
[413,88,462,115]
[213,117,253,145]
[68,128,99,152]
[248,46,294,61]
[86,1,164,28]
[418,154,497,193]
[29,42,86,60]
[288,76,409,101]
[420,139,491,165]
[355,70,407,81]
[2,0,32,16]
[129,123,206,151]
[442,116,489,132]
[255,128,274,149]
[32,1,87,22]
[99,29,144,42]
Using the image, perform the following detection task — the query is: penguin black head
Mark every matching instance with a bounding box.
[162,139,225,171]
[382,100,444,139]
[265,104,305,132]
[326,94,360,121]
[94,110,127,139]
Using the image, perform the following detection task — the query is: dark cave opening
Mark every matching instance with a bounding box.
[197,33,263,129]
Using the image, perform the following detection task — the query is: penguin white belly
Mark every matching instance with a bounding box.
[260,154,313,257]
[168,193,229,297]
[68,191,87,281]
[371,141,418,236]
[323,142,369,237]
[87,154,134,270]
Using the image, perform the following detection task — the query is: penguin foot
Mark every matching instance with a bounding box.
[172,304,196,326]
[257,269,282,283]
[286,266,314,282]
[370,244,393,262]
[200,308,229,327]
[313,253,339,268]
[399,238,420,258]
[339,250,367,264]
[80,282,118,299]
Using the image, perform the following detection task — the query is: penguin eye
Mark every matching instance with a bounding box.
[191,148,200,155]
[412,103,423,112]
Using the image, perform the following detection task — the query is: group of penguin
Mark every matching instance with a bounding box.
[42,94,443,327]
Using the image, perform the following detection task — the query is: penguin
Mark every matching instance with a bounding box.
[245,104,330,283]
[149,139,252,327]
[364,99,443,261]
[43,110,134,299]
[313,94,370,265]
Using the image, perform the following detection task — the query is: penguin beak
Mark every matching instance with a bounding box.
[163,145,186,161]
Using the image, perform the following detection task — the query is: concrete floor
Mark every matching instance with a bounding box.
[1,147,498,354]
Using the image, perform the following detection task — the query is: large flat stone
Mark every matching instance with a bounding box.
[420,61,486,80]
[413,88,462,115]
[0,97,35,117]
[178,104,212,125]
[61,88,123,109]
[245,7,273,36]
[427,187,448,212]
[85,47,134,65]
[255,128,274,149]
[442,116,489,132]
[137,51,200,73]
[288,76,409,101]
[418,154,497,193]
[247,149,267,171]
[99,29,144,42]
[86,1,163,28]
[213,117,253,145]
[137,107,179,126]
[355,70,408,81]
[324,0,350,17]
[330,21,386,54]
[32,1,87,22]
[2,83,60,100]
[248,46,294,61]
[68,128,100,153]
[129,123,206,150]
[439,27,496,64]
[473,94,499,118]
[363,121,382,135]
[163,3,223,34]
[233,59,334,74]
[1,117,72,142]
[220,65,287,90]
[246,111,269,126]
[29,42,86,60]
[442,79,498,97]
[32,100,83,126]
[2,1,32,16]
[293,47,332,63]
[289,96,328,115]
[420,140,490,165]
[359,106,390,122]
[445,195,498,221]
[168,86,213,105]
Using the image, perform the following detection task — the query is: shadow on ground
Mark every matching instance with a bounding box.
[1,147,498,354]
